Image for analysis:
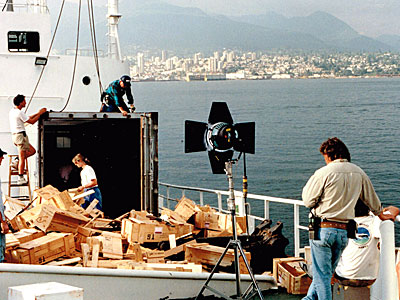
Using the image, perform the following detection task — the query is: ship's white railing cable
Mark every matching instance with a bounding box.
[158,182,307,257]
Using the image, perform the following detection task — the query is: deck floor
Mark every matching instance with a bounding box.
[171,287,304,299]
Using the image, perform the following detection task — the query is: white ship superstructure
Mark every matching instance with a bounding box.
[0,0,129,188]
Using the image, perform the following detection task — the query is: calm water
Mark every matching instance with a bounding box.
[133,78,400,252]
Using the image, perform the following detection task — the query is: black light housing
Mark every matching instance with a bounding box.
[185,102,255,174]
[35,57,47,66]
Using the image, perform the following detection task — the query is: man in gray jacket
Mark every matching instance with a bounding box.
[302,137,393,300]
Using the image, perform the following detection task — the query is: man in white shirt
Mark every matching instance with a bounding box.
[9,94,47,184]
[335,202,399,286]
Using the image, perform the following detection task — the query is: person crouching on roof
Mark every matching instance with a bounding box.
[72,153,102,211]
[100,75,135,116]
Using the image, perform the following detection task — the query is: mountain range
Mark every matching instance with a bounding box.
[49,0,400,53]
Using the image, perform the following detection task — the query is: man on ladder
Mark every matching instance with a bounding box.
[8,94,47,185]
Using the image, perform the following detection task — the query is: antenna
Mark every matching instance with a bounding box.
[107,0,122,61]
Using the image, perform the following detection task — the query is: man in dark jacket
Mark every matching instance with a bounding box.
[100,75,135,116]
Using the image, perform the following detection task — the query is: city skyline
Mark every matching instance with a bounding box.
[128,49,400,82]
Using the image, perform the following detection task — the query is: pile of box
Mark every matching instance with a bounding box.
[3,186,250,273]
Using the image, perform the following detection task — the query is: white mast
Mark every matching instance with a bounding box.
[107,0,122,61]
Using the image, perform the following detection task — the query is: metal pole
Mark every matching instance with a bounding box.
[226,161,242,297]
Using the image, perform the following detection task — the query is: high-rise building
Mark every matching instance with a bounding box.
[209,57,217,73]
[227,51,235,63]
[166,58,174,70]
[137,53,144,74]
[194,53,201,65]
[161,50,167,62]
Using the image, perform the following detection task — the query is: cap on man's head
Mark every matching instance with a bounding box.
[0,148,7,157]
[120,75,131,86]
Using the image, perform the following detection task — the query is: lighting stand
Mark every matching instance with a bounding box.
[195,161,264,300]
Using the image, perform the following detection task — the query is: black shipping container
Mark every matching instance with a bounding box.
[38,112,158,218]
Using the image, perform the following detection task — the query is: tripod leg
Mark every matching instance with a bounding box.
[237,243,264,300]
[233,241,242,297]
[195,241,234,300]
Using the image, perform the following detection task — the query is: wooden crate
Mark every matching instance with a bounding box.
[122,218,193,244]
[174,196,197,221]
[272,257,304,282]
[185,243,251,274]
[19,203,89,233]
[6,232,75,265]
[13,228,45,244]
[217,214,247,235]
[194,211,220,230]
[101,232,124,259]
[75,226,102,251]
[277,260,312,295]
[46,211,89,233]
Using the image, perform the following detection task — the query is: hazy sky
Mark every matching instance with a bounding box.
[67,0,400,37]
[165,0,400,37]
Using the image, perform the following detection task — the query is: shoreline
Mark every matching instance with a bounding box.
[133,74,400,82]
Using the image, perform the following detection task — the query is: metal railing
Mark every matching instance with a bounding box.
[1,3,49,14]
[158,182,308,257]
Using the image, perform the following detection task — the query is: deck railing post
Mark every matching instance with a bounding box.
[217,193,222,212]
[200,192,204,206]
[166,186,170,209]
[264,200,270,220]
[294,204,300,257]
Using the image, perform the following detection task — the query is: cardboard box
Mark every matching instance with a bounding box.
[277,260,312,294]
[122,218,193,244]
[6,232,75,265]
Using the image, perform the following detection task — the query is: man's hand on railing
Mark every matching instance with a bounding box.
[379,206,400,221]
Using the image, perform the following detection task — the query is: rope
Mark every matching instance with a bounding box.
[1,0,10,11]
[58,0,82,112]
[87,0,103,94]
[25,0,66,112]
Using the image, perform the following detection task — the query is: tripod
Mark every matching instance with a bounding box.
[195,161,264,300]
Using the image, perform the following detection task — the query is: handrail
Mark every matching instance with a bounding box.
[158,182,307,257]
[0,3,49,14]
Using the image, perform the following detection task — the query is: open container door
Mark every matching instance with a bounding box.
[38,112,158,218]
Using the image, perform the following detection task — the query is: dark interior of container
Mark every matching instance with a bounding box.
[41,118,141,218]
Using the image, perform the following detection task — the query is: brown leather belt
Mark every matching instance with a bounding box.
[320,221,347,230]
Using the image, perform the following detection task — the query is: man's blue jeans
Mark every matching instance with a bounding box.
[302,227,348,300]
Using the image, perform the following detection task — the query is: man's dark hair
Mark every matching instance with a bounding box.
[319,137,351,162]
[13,94,25,106]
